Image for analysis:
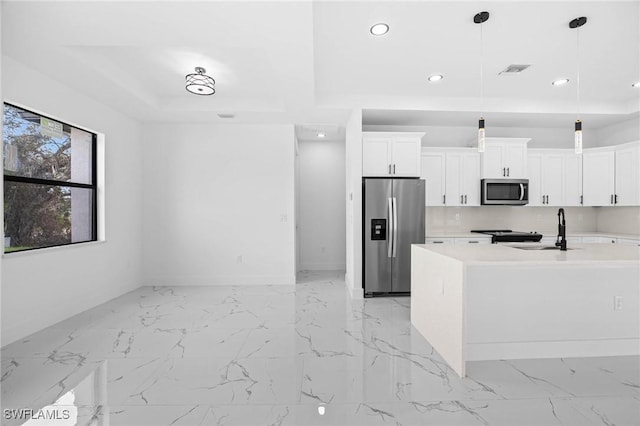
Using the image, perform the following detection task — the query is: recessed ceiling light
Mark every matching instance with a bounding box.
[552,79,570,86]
[317,132,326,138]
[370,23,389,36]
[633,82,640,88]
[428,75,443,82]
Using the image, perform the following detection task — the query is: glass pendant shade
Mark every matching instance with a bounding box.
[478,118,486,153]
[574,120,583,154]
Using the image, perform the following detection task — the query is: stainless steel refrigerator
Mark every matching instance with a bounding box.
[363,178,425,296]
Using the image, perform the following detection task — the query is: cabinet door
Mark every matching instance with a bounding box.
[481,143,505,178]
[421,153,445,206]
[391,137,421,176]
[564,153,583,206]
[461,152,480,205]
[583,150,615,206]
[504,143,528,178]
[527,153,544,206]
[615,143,640,206]
[542,153,564,206]
[445,153,463,206]
[362,137,391,176]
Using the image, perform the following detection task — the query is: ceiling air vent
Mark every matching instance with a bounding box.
[499,64,531,75]
[217,113,235,119]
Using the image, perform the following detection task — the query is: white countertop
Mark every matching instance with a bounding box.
[426,231,640,240]
[413,242,640,265]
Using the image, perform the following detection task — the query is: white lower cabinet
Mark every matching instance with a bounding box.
[425,238,454,244]
[617,238,640,246]
[425,237,491,244]
[454,237,491,245]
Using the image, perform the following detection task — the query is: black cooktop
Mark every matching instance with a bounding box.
[471,229,543,243]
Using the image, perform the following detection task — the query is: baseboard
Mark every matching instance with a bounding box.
[143,274,296,286]
[466,338,640,361]
[298,263,347,271]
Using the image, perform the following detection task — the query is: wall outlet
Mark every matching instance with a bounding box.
[237,255,243,264]
[614,296,623,311]
[280,214,288,223]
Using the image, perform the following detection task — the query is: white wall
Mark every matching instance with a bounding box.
[596,207,640,235]
[426,206,598,235]
[595,116,640,147]
[1,56,144,345]
[345,109,363,298]
[297,140,346,271]
[142,124,296,286]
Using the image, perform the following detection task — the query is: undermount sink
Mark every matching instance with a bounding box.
[511,245,575,251]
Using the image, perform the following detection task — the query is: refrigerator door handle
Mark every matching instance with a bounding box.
[392,197,398,258]
[387,197,393,258]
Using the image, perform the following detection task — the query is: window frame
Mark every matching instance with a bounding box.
[3,102,98,253]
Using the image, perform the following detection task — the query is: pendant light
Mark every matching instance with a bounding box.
[474,11,490,152]
[570,17,587,154]
[185,67,216,95]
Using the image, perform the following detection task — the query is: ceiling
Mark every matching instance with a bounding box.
[2,1,639,140]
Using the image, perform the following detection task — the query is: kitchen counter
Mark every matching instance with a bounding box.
[413,242,640,265]
[411,243,640,377]
[427,231,640,240]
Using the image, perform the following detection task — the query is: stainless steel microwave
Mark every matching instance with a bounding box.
[481,179,529,205]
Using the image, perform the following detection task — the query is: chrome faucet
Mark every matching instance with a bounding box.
[555,208,567,251]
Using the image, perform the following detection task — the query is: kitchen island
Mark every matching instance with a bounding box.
[411,243,640,377]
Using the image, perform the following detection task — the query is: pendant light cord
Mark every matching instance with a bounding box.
[480,22,484,117]
[576,26,580,118]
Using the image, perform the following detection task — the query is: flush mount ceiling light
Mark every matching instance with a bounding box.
[370,23,389,36]
[570,16,587,154]
[552,78,570,86]
[428,74,444,82]
[185,67,215,95]
[474,11,490,153]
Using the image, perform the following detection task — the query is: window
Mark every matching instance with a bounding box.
[3,103,97,252]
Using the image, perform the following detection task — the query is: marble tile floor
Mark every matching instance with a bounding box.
[1,270,638,426]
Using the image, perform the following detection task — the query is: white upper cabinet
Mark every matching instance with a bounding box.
[527,150,578,206]
[614,142,640,206]
[421,152,446,206]
[480,138,529,178]
[422,148,480,206]
[581,143,637,206]
[362,132,423,177]
[563,152,583,206]
[583,149,615,206]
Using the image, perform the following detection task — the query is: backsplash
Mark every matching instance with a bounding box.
[596,207,640,235]
[426,206,598,235]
